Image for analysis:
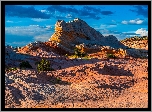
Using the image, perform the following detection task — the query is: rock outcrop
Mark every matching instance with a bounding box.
[15,18,148,58]
[49,18,125,51]
[120,39,148,50]
[120,37,148,58]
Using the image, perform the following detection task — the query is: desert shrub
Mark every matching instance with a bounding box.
[56,77,61,83]
[65,54,68,57]
[37,58,54,72]
[74,47,87,58]
[5,66,18,72]
[107,53,117,59]
[8,67,17,71]
[74,47,82,57]
[19,61,33,69]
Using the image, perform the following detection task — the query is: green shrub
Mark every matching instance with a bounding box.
[74,47,87,58]
[9,67,17,71]
[65,54,68,57]
[81,55,91,60]
[5,67,18,72]
[19,61,33,69]
[56,77,61,83]
[107,54,117,59]
[74,47,82,58]
[37,58,54,72]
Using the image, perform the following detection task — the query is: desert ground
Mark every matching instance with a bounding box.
[5,50,148,108]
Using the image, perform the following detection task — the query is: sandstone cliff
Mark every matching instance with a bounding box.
[49,18,125,51]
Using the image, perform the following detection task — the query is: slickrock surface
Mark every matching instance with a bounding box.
[5,51,148,108]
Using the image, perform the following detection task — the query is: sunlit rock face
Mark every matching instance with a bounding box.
[49,18,126,51]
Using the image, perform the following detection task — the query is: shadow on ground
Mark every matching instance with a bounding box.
[97,79,135,91]
[24,71,71,85]
[88,63,134,76]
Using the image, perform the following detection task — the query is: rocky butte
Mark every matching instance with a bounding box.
[48,18,147,58]
[49,18,126,52]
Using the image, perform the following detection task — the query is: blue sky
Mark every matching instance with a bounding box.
[5,5,148,47]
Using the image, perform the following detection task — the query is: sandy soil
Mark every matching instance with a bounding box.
[5,54,148,108]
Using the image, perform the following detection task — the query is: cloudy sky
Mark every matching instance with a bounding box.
[5,5,148,47]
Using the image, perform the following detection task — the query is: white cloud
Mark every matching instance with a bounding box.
[5,25,40,36]
[40,10,51,15]
[121,18,144,25]
[45,25,52,30]
[5,25,54,37]
[5,41,32,47]
[111,20,117,24]
[40,10,47,13]
[135,28,148,36]
[65,14,73,18]
[121,20,128,24]
[136,20,143,24]
[112,20,116,23]
[34,33,52,42]
[108,25,117,28]
[99,28,146,40]
[5,25,54,46]
[6,20,14,23]
[96,24,117,29]
[31,18,50,22]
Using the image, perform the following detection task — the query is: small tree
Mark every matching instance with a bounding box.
[74,47,82,58]
[36,58,54,72]
[107,53,117,59]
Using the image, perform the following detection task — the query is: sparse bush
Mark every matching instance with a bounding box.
[74,47,87,58]
[65,54,68,57]
[5,66,18,72]
[107,53,117,59]
[19,61,33,69]
[37,58,54,72]
[9,67,17,71]
[74,47,82,58]
[56,77,61,83]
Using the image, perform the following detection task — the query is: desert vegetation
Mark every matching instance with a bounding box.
[36,58,55,72]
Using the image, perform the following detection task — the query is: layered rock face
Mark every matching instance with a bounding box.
[49,18,125,51]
